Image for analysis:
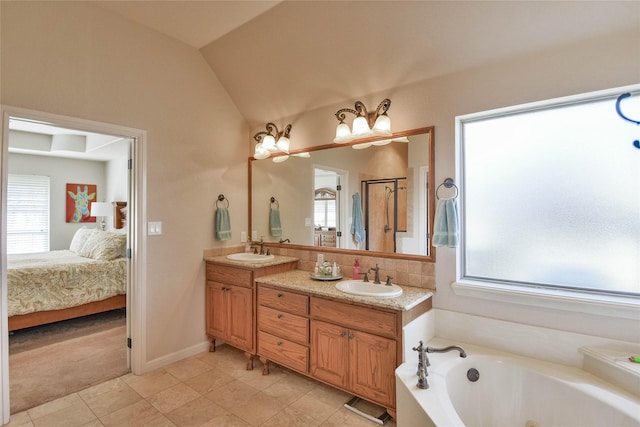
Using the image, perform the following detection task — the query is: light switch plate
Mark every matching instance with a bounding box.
[305,218,312,226]
[148,221,162,235]
[252,230,257,240]
[240,231,247,243]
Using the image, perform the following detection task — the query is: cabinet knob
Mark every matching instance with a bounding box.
[277,293,283,298]
[277,314,283,319]
[277,341,283,346]
[339,331,346,337]
[348,333,354,340]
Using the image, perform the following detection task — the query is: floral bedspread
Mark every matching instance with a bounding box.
[7,250,127,316]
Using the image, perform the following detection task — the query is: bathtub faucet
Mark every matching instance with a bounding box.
[412,341,430,389]
[426,345,467,358]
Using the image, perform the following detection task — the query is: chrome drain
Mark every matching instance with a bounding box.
[467,368,480,382]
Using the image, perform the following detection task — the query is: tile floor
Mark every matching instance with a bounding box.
[7,345,397,427]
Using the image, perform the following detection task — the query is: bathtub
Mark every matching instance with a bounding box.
[396,340,640,427]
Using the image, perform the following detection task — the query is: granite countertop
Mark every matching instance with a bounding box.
[204,254,299,269]
[256,269,433,311]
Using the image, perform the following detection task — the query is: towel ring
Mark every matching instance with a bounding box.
[436,178,459,200]
[216,194,229,208]
[270,196,279,208]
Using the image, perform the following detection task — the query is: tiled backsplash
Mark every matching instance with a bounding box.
[204,245,435,290]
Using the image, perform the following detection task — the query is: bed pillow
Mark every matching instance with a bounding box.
[80,230,127,260]
[69,228,98,255]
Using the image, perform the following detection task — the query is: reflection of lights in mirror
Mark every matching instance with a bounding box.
[249,127,435,261]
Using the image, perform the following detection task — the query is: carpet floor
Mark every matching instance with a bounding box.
[9,309,129,414]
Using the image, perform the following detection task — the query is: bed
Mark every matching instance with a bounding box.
[7,228,127,331]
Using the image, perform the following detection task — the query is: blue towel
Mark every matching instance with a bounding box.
[351,192,366,246]
[432,198,458,247]
[270,207,282,237]
[215,207,232,241]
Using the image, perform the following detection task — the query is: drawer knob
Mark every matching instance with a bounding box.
[277,341,283,346]
[339,331,346,337]
[348,333,354,340]
[277,314,283,319]
[277,293,283,298]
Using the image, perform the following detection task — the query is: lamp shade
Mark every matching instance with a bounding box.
[275,136,290,153]
[90,202,112,217]
[334,122,352,143]
[372,114,392,135]
[262,134,277,151]
[254,142,270,159]
[351,116,371,137]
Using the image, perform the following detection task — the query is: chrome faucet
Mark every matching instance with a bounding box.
[413,342,467,390]
[368,264,381,284]
[426,345,467,358]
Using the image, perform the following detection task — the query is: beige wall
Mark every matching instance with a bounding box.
[1,2,249,361]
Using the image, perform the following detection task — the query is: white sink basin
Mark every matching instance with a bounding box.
[226,253,275,262]
[336,280,403,298]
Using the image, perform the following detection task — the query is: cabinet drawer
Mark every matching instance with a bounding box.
[258,305,309,345]
[310,297,397,338]
[206,264,253,288]
[258,286,309,316]
[258,331,308,373]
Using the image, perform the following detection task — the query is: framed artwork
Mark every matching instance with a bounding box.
[66,183,97,223]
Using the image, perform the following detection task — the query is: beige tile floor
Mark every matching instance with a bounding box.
[7,344,397,427]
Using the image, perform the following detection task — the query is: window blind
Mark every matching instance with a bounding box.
[7,174,50,254]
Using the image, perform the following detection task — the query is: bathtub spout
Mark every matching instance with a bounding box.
[426,345,467,358]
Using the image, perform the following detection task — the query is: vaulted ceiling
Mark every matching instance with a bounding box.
[82,1,640,125]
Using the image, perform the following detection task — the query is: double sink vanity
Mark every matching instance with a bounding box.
[203,252,433,418]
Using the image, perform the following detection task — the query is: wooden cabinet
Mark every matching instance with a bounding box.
[310,297,397,409]
[205,260,297,370]
[254,282,424,417]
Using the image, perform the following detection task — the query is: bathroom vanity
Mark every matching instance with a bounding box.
[255,269,432,417]
[204,255,298,369]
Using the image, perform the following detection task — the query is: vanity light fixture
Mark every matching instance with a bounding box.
[333,98,392,143]
[253,122,292,160]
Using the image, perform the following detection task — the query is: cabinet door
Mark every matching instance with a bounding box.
[206,281,228,339]
[348,330,396,408]
[227,285,253,351]
[310,320,348,388]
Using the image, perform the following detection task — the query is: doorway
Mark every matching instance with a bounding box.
[1,107,145,420]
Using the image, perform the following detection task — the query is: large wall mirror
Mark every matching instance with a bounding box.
[249,126,435,261]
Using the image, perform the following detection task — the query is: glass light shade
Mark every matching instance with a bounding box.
[334,122,352,143]
[272,155,289,163]
[254,143,270,159]
[293,152,311,158]
[275,136,290,153]
[372,139,393,146]
[352,142,372,149]
[372,114,392,135]
[262,134,277,151]
[351,116,372,137]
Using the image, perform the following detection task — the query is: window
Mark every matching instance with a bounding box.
[7,174,50,254]
[457,87,639,298]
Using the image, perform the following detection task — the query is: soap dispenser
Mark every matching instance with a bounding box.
[352,258,360,279]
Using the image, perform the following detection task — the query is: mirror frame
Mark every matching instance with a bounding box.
[248,126,436,262]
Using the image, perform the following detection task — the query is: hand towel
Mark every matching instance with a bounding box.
[351,192,366,246]
[215,207,232,241]
[432,198,459,247]
[270,207,282,237]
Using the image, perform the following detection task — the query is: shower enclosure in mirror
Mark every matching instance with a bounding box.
[249,127,435,261]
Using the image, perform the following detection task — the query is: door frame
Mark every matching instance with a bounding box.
[0,106,147,423]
